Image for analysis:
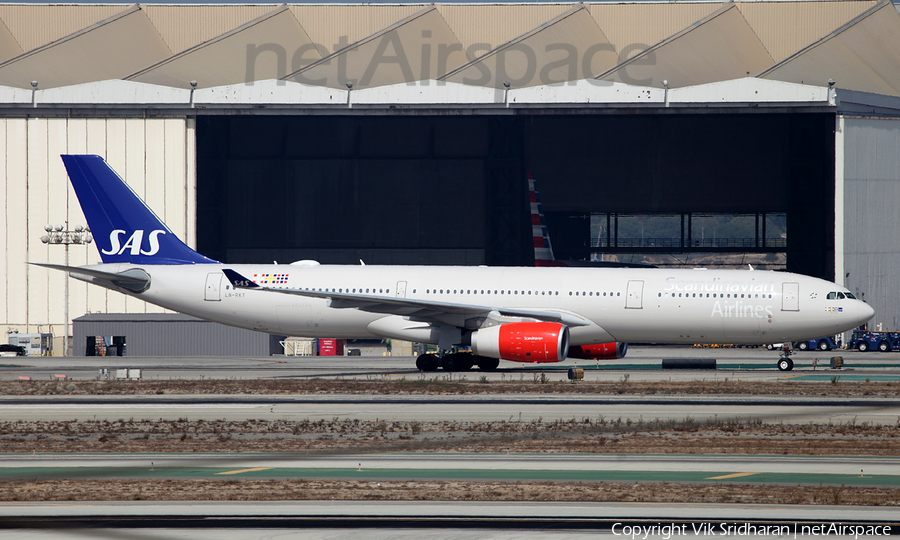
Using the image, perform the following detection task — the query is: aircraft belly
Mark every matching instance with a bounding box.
[601,302,730,344]
[568,324,615,345]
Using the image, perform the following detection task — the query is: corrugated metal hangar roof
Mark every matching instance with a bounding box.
[0,1,897,106]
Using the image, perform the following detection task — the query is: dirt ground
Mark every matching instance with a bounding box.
[1,376,897,397]
[2,417,897,456]
[1,379,898,505]
[4,478,899,507]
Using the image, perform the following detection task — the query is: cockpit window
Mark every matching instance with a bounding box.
[845,292,856,299]
[837,292,846,299]
[826,292,837,300]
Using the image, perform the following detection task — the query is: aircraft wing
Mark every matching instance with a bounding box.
[222,269,590,327]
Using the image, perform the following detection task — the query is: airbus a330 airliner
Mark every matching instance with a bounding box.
[38,155,873,372]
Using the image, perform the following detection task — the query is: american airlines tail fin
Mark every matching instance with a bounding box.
[528,172,566,268]
[61,155,217,265]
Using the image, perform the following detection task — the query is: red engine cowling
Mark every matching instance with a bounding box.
[567,342,628,360]
[470,322,569,363]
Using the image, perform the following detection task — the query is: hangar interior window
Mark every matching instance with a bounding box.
[588,212,786,270]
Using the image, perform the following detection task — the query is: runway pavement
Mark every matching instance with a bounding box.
[1,393,898,424]
[1,453,898,487]
[1,499,898,539]
[3,346,900,383]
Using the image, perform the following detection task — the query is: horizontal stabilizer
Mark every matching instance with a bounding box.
[31,263,151,292]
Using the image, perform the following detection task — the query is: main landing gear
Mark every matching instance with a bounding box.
[777,346,794,371]
[415,352,500,372]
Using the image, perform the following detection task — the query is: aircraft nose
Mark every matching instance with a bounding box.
[857,301,875,325]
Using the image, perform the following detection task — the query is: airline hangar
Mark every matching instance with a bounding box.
[3,1,900,341]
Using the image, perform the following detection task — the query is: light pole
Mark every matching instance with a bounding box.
[40,222,92,357]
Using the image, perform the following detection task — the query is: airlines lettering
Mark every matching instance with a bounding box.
[710,300,774,319]
[664,277,775,294]
[102,229,166,256]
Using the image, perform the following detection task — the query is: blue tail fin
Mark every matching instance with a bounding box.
[61,155,217,265]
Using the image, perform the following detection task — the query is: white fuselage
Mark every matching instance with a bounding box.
[78,264,873,346]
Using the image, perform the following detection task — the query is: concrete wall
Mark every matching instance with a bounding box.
[0,117,195,349]
[839,116,900,331]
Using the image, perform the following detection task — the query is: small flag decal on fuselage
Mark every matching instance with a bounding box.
[253,273,288,285]
[825,307,843,312]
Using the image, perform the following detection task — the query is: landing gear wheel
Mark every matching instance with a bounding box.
[817,340,830,351]
[797,341,809,351]
[474,356,500,370]
[442,353,474,372]
[416,354,440,372]
[777,358,794,371]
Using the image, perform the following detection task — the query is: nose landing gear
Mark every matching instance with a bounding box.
[777,346,794,371]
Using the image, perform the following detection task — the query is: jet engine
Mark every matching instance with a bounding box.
[567,342,628,360]
[470,322,569,363]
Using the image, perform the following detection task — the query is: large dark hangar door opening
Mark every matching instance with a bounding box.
[526,113,835,280]
[197,116,529,266]
[197,113,833,279]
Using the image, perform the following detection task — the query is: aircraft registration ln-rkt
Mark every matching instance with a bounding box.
[36,155,873,372]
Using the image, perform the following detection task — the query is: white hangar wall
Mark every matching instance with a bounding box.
[838,116,900,333]
[0,116,196,350]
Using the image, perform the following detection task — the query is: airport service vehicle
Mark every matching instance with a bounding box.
[38,155,874,372]
[794,335,842,351]
[0,344,26,357]
[846,330,900,352]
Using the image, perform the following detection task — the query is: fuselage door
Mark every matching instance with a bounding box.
[782,282,799,311]
[625,280,644,309]
[205,272,223,301]
[396,281,408,298]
